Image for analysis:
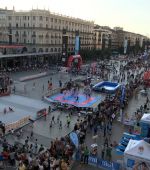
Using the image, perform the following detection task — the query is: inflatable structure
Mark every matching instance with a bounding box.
[92,81,120,93]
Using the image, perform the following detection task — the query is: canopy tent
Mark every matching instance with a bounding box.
[140,113,150,137]
[124,139,150,169]
[140,113,150,125]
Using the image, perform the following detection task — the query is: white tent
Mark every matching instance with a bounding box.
[140,113,150,125]
[124,139,150,169]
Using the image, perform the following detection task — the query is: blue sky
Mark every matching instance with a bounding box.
[1,0,150,36]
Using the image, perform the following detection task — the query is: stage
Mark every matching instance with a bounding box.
[0,95,49,132]
[45,93,101,107]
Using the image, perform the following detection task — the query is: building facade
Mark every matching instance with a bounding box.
[93,25,111,50]
[0,8,94,56]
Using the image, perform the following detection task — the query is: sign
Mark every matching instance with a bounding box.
[88,156,120,170]
[75,36,80,55]
[124,39,128,54]
[69,132,79,149]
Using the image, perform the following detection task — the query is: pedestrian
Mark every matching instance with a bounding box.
[59,121,62,129]
[57,114,60,123]
[52,115,55,124]
[48,106,51,114]
[50,121,53,128]
[76,95,79,102]
[43,110,47,120]
[106,144,112,161]
[104,137,109,147]
[59,80,62,88]
[38,144,44,153]
[101,145,105,159]
[67,116,71,128]
[83,146,89,164]
[30,130,33,139]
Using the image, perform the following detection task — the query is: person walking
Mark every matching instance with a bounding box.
[83,146,89,164]
[52,115,55,124]
[67,116,71,128]
[106,144,112,161]
[59,121,62,129]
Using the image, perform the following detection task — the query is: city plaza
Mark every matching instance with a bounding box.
[0,6,150,170]
[0,53,150,170]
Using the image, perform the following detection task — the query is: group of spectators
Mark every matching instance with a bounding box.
[0,133,75,170]
[0,73,11,96]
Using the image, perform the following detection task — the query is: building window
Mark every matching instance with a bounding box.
[16,23,18,28]
[8,16,12,20]
[39,16,43,21]
[16,16,19,20]
[51,18,53,22]
[46,17,49,21]
[9,23,11,27]
[33,16,36,20]
[23,16,26,20]
[28,16,29,20]
[55,19,57,23]
[55,48,57,52]
[39,23,43,28]
[16,38,19,43]
[24,23,26,28]
[33,39,36,44]
[46,24,48,28]
[24,39,26,43]
[51,48,53,52]
[45,48,48,52]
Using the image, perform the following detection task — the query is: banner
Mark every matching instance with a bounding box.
[69,132,79,149]
[124,39,128,54]
[75,36,80,55]
[88,156,120,170]
[120,85,125,105]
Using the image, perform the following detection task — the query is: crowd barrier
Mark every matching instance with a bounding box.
[5,116,30,132]
[20,72,47,81]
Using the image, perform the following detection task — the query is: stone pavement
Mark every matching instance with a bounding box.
[3,61,147,170]
[5,110,78,148]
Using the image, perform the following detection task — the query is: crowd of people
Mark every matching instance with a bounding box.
[0,73,11,96]
[0,54,149,169]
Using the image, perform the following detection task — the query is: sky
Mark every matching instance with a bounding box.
[0,0,150,36]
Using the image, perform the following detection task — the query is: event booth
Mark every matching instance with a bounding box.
[140,113,150,137]
[116,132,140,155]
[124,139,150,170]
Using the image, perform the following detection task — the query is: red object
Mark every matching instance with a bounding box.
[143,71,150,86]
[67,55,82,70]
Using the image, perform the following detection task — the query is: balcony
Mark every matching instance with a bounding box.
[15,33,19,37]
[22,33,27,37]
[32,34,36,37]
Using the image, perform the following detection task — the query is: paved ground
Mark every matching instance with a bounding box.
[2,60,148,170]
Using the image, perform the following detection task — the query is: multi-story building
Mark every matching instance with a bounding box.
[93,25,111,50]
[0,8,94,55]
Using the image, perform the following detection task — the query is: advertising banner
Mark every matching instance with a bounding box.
[88,156,120,170]
[69,132,79,149]
[124,39,128,54]
[75,36,80,55]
